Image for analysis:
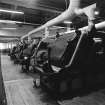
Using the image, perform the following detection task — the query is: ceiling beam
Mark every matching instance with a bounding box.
[0,35,20,38]
[34,4,62,13]
[0,39,18,43]
[0,1,62,14]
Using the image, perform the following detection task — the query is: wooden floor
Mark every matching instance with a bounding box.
[2,54,105,105]
[1,54,58,105]
[5,79,58,105]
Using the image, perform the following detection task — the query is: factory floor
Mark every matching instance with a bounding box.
[1,54,59,105]
[1,54,105,105]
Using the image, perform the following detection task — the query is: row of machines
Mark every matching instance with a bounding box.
[8,23,105,99]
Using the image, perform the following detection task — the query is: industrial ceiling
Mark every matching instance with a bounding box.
[0,0,104,42]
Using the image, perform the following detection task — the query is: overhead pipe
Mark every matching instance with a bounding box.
[47,21,105,38]
[63,21,105,34]
[0,8,24,14]
[31,21,105,39]
[0,35,20,39]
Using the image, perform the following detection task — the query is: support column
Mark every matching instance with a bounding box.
[7,43,9,49]
[10,42,12,49]
[28,36,31,42]
[45,27,49,37]
[67,23,72,31]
